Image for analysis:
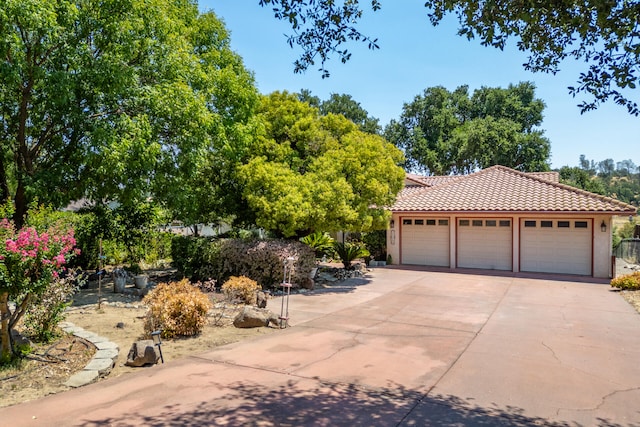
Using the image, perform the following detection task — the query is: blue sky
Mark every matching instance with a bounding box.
[204,1,640,170]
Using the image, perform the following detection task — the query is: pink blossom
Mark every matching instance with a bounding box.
[53,254,66,267]
[5,239,18,253]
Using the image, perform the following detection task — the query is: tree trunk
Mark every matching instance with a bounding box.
[0,155,10,204]
[0,292,12,362]
[13,179,27,229]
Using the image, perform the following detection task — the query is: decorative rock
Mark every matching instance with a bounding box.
[256,291,268,308]
[116,322,125,329]
[132,287,149,297]
[84,357,115,376]
[59,321,120,388]
[73,330,99,341]
[94,340,119,351]
[65,370,99,388]
[94,348,119,362]
[87,335,110,344]
[233,306,278,328]
[10,330,32,348]
[125,340,160,367]
[317,272,338,282]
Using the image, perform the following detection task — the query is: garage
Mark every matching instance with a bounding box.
[457,218,513,270]
[520,219,592,275]
[400,217,450,266]
[389,166,636,279]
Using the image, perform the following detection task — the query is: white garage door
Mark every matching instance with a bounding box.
[401,218,450,267]
[520,219,592,275]
[458,219,513,270]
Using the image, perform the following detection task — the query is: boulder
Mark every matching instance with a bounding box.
[233,306,278,328]
[125,340,160,367]
[256,291,268,308]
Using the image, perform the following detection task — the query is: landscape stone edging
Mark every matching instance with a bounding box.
[59,321,119,388]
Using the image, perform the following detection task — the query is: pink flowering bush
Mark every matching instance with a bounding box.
[0,216,79,363]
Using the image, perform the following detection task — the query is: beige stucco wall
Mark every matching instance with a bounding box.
[386,215,401,266]
[387,213,615,278]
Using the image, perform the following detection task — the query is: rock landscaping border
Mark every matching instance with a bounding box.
[59,322,119,388]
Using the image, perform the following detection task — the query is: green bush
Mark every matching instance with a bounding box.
[71,203,171,269]
[333,241,370,270]
[362,230,387,261]
[222,276,261,305]
[23,275,79,343]
[171,235,221,281]
[143,279,212,339]
[611,271,640,290]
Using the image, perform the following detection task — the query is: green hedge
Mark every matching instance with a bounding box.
[171,236,315,289]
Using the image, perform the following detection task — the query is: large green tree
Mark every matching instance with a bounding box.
[297,90,381,134]
[238,91,404,237]
[259,1,639,115]
[0,0,257,228]
[559,166,606,195]
[385,82,551,175]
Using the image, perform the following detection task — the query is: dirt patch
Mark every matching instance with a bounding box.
[621,290,640,313]
[0,335,95,407]
[0,271,278,408]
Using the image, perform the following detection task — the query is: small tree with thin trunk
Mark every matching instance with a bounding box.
[0,217,78,363]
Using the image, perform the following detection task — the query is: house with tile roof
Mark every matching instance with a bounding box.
[387,165,637,278]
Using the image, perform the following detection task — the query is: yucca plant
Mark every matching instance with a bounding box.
[333,242,370,270]
[301,231,335,258]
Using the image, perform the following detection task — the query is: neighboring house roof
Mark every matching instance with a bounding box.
[393,165,636,214]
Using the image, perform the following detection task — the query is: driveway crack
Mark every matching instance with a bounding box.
[398,277,516,426]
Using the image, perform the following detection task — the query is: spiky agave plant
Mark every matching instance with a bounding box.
[333,242,370,270]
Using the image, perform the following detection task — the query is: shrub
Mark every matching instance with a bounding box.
[611,271,640,290]
[171,235,221,281]
[23,274,80,343]
[362,230,387,261]
[300,231,335,258]
[142,279,212,339]
[333,241,370,270]
[222,276,261,305]
[170,237,316,289]
[218,239,316,289]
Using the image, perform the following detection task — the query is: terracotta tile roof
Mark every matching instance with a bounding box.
[405,173,457,187]
[526,171,559,183]
[393,165,637,214]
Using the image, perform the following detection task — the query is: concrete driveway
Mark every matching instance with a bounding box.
[3,268,640,426]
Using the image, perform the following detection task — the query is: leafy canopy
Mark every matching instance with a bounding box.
[0,0,257,227]
[259,1,640,115]
[238,91,405,237]
[384,82,551,175]
[298,91,381,134]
